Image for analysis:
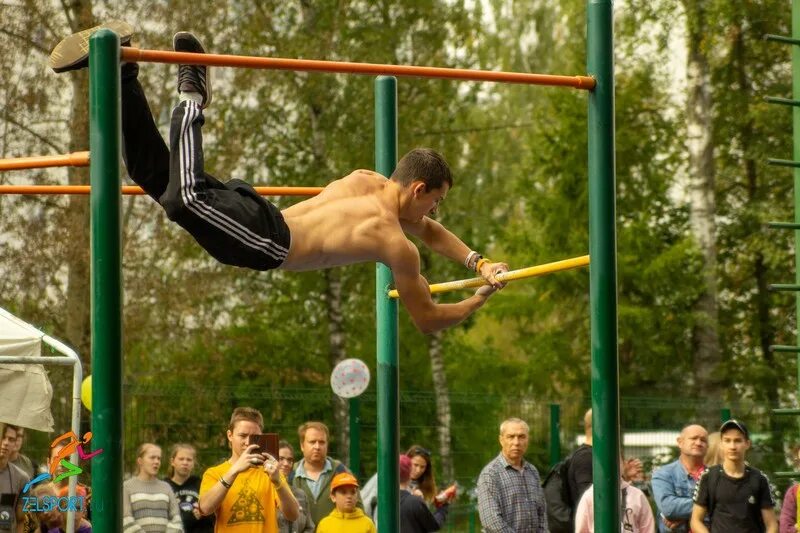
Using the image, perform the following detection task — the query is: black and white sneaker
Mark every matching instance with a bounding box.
[174,31,212,108]
[49,20,134,73]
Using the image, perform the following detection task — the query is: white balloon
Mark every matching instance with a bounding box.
[331,358,371,398]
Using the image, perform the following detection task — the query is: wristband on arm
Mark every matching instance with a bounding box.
[476,257,491,273]
[464,251,481,270]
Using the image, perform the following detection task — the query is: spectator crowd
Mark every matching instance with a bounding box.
[1,409,794,532]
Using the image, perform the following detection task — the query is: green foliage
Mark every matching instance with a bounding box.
[3,0,800,489]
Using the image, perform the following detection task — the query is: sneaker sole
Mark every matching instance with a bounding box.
[173,32,213,108]
[50,20,134,73]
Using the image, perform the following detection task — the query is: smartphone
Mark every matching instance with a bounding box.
[249,433,279,458]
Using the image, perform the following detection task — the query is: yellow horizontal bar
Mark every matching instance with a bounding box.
[387,254,590,299]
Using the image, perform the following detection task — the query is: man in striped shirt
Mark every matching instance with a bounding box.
[477,418,547,532]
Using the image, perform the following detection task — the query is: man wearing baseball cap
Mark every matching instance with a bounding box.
[316,473,376,533]
[690,419,777,533]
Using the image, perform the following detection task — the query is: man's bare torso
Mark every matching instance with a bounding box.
[279,170,407,271]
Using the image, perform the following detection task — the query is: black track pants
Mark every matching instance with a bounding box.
[120,75,291,270]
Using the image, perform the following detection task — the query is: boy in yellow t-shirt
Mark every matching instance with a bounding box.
[316,473,376,533]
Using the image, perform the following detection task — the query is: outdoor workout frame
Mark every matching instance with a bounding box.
[85,2,617,531]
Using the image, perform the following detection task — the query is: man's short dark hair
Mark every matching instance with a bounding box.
[390,148,453,190]
[0,423,18,440]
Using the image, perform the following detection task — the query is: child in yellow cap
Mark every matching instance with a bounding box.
[316,472,376,533]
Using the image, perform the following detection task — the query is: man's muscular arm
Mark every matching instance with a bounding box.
[402,217,471,263]
[402,216,508,287]
[389,238,494,334]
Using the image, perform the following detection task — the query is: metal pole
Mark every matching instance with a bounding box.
[794,0,800,395]
[349,397,361,478]
[549,403,561,467]
[89,29,123,531]
[587,1,619,532]
[468,506,476,533]
[375,75,399,533]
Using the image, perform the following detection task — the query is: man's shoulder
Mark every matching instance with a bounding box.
[330,458,351,474]
[744,465,766,477]
[567,445,592,473]
[652,458,683,478]
[571,444,592,460]
[202,461,230,478]
[478,454,505,477]
[382,231,419,270]
[744,465,771,486]
[7,461,29,485]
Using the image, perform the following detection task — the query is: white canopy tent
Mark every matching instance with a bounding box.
[0,307,83,533]
[0,308,55,431]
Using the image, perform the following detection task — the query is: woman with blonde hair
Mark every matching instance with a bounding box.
[704,432,723,466]
[123,442,183,532]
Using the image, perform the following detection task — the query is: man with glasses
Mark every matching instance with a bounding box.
[277,440,314,533]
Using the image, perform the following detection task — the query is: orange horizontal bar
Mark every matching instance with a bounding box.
[0,151,89,171]
[122,48,596,90]
[0,185,323,196]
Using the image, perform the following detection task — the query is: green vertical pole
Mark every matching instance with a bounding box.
[587,1,619,532]
[349,397,361,478]
[793,0,800,396]
[89,29,122,532]
[720,408,731,423]
[375,75,399,533]
[468,506,476,533]
[549,403,561,467]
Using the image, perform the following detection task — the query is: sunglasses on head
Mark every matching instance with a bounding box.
[412,446,431,458]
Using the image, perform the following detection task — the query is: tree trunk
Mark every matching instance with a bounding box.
[731,15,779,408]
[428,330,454,482]
[64,3,94,362]
[684,0,721,397]
[324,268,350,462]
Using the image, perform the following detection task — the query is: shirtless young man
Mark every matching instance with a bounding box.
[51,23,509,334]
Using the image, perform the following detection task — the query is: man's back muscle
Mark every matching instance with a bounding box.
[280,170,406,271]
